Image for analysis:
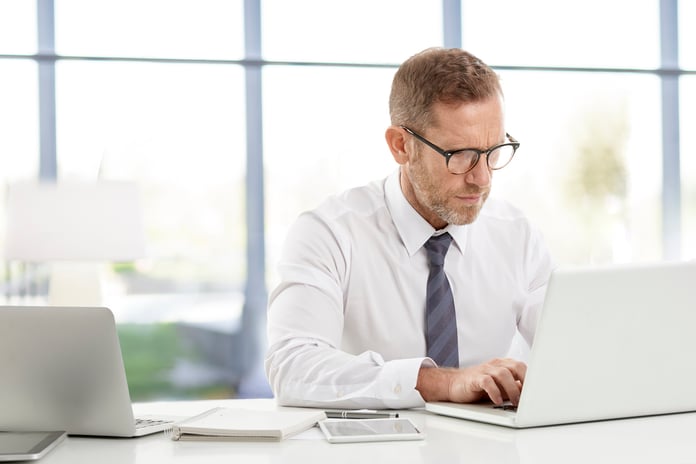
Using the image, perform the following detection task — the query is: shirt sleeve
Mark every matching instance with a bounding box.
[265,210,431,409]
[517,223,556,347]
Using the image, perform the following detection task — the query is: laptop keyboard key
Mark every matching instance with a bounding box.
[135,418,173,429]
[493,403,518,412]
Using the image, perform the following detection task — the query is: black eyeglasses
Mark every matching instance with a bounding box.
[401,126,520,175]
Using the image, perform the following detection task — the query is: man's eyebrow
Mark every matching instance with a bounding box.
[448,138,506,152]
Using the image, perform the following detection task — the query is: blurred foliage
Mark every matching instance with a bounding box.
[562,94,630,262]
[112,261,137,273]
[564,96,629,204]
[117,323,236,401]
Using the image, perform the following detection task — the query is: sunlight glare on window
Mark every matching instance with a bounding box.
[262,0,442,64]
[495,71,662,265]
[56,60,247,296]
[0,61,39,179]
[55,0,243,59]
[679,0,695,69]
[0,0,36,54]
[462,0,660,68]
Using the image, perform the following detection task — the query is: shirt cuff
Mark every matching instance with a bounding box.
[377,357,436,409]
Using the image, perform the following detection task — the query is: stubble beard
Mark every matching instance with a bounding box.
[407,158,489,226]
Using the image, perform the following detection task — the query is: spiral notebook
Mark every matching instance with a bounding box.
[167,407,327,441]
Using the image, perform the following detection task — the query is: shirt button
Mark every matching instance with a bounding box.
[393,384,402,395]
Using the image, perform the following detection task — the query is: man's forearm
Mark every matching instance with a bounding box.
[415,366,453,402]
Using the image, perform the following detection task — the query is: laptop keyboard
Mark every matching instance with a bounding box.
[135,418,173,429]
[493,403,518,412]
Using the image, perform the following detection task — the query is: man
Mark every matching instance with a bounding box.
[265,48,554,409]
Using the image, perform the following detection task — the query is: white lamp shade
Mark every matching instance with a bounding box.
[4,181,146,262]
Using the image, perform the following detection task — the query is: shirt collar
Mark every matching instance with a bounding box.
[385,169,469,257]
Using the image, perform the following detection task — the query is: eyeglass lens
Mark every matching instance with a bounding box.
[448,145,515,174]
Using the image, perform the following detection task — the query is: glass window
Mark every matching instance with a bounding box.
[263,65,397,286]
[0,59,39,302]
[494,71,662,266]
[0,59,39,262]
[262,0,442,64]
[56,60,246,399]
[0,1,36,54]
[54,0,244,59]
[56,60,246,293]
[462,0,660,69]
[681,76,695,259]
[0,60,39,181]
[679,0,695,69]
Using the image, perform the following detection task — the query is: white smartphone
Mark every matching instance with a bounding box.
[318,418,424,443]
[0,431,67,462]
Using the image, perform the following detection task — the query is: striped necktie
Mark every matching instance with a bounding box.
[423,232,459,367]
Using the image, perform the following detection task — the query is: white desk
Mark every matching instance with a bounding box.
[39,398,696,464]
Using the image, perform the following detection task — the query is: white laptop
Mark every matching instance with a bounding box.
[425,260,696,428]
[0,306,185,437]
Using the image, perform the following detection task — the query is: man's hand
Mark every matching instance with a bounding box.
[416,358,526,405]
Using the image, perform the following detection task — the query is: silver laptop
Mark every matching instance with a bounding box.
[0,306,183,437]
[426,260,696,428]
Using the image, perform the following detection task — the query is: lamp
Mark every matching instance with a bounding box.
[4,181,146,306]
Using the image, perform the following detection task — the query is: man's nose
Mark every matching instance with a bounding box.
[464,157,492,187]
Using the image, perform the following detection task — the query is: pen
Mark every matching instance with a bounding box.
[324,409,399,419]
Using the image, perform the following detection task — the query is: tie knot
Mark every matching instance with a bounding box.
[424,233,453,267]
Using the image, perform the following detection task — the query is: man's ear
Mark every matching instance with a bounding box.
[385,126,409,165]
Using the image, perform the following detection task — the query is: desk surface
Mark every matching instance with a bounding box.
[39,398,696,464]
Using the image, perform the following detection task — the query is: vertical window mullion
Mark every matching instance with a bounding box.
[238,0,268,394]
[442,0,462,48]
[37,0,57,181]
[660,0,681,259]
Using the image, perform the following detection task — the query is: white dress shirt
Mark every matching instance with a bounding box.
[265,170,554,409]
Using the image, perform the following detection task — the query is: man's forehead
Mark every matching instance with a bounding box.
[429,99,504,129]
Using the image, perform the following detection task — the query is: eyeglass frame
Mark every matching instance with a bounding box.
[400,125,520,174]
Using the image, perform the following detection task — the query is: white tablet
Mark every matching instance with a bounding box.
[0,431,67,461]
[318,418,424,443]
